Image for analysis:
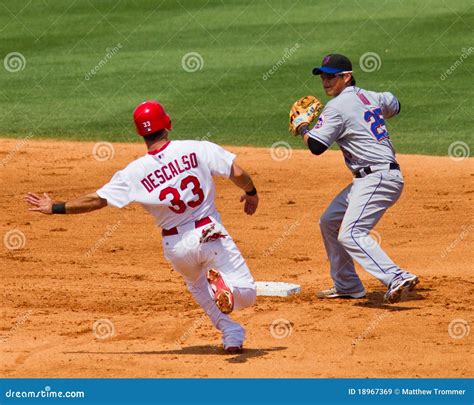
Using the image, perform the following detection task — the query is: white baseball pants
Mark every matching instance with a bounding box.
[162,214,256,348]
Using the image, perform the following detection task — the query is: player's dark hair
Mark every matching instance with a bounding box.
[350,76,356,86]
[143,128,167,143]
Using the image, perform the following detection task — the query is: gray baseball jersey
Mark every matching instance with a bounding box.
[311,85,417,297]
[308,86,400,172]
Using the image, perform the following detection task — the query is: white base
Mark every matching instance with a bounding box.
[255,281,301,297]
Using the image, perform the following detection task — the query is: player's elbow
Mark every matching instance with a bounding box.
[97,197,108,209]
[89,193,108,210]
[308,138,328,155]
[229,162,244,180]
[310,148,326,156]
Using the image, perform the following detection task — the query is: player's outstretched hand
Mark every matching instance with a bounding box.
[240,194,258,215]
[25,192,53,214]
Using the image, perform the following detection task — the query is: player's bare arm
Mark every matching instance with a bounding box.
[229,161,258,216]
[25,191,107,215]
[25,101,258,355]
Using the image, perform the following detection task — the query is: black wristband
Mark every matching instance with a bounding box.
[52,203,66,214]
[245,187,257,196]
[299,126,310,137]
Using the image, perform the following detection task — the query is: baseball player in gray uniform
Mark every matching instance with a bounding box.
[296,54,419,303]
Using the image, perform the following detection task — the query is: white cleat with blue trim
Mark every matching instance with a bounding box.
[384,275,419,304]
[317,286,366,299]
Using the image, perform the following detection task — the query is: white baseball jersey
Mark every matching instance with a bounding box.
[96,140,236,229]
[308,86,400,172]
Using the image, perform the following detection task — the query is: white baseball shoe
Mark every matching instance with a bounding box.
[384,275,419,304]
[317,286,366,299]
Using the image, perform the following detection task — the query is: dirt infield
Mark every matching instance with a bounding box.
[1,138,472,378]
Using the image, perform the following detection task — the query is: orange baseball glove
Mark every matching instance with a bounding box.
[288,95,323,136]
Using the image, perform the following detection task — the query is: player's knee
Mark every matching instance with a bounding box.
[338,227,371,248]
[319,212,333,231]
[234,286,256,309]
[337,229,353,246]
[248,287,257,306]
[244,286,257,307]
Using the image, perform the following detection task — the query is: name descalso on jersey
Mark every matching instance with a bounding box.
[96,140,236,229]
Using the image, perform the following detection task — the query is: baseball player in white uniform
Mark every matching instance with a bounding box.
[295,54,419,303]
[25,100,259,353]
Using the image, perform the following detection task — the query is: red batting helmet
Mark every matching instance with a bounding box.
[133,100,172,136]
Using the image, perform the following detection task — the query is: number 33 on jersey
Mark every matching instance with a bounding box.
[96,140,236,230]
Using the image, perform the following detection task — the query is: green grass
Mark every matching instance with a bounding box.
[0,0,472,155]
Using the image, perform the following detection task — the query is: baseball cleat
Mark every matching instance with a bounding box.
[207,268,234,314]
[224,345,243,355]
[384,275,419,304]
[317,286,366,299]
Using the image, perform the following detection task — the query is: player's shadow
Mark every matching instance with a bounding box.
[64,346,285,363]
[353,289,426,310]
[149,345,286,363]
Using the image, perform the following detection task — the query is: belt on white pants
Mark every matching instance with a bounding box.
[162,216,212,237]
